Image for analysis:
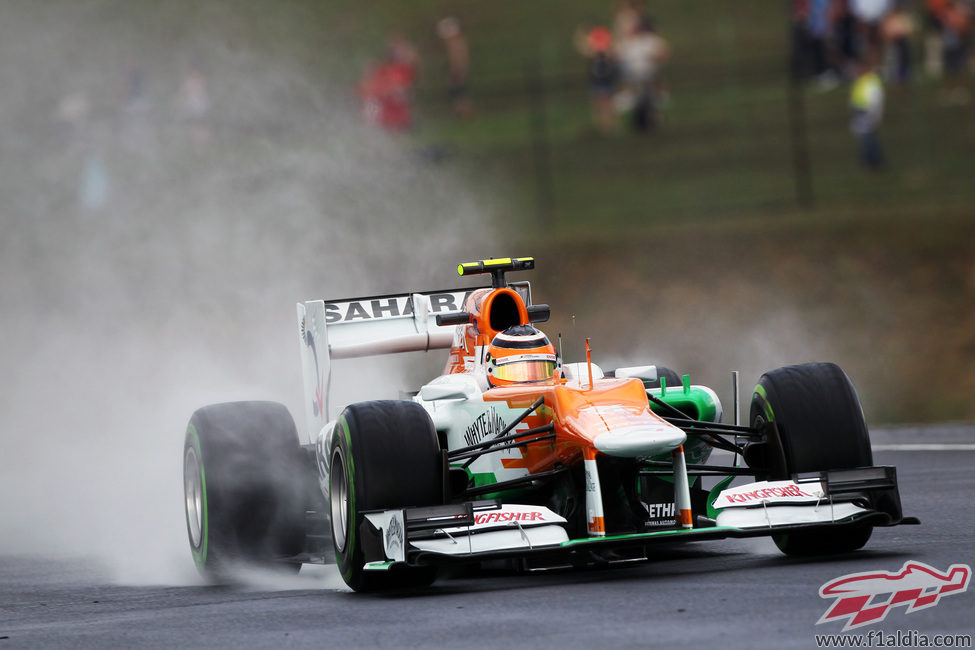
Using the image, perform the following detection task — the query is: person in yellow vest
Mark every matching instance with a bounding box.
[850,58,885,169]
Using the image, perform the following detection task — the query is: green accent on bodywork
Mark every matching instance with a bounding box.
[647,385,719,423]
[754,384,773,421]
[561,526,740,546]
[682,374,690,393]
[186,423,209,569]
[647,384,719,469]
[706,475,736,519]
[469,471,498,488]
[364,561,395,571]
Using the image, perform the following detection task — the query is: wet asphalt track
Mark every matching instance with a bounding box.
[2,425,973,649]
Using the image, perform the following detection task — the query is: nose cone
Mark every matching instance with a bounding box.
[594,423,686,458]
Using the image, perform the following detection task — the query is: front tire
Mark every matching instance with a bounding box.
[183,401,310,579]
[750,362,874,555]
[329,400,443,591]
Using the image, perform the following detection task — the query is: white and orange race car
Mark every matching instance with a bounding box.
[182,257,918,591]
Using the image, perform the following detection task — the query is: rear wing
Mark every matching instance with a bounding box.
[296,283,532,440]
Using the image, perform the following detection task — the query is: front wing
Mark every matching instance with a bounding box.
[358,466,918,572]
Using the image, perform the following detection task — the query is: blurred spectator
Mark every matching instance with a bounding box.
[939,0,972,103]
[850,56,885,169]
[56,92,90,127]
[831,0,861,78]
[791,0,813,80]
[613,0,645,41]
[850,0,892,61]
[359,61,413,131]
[124,68,148,112]
[809,0,840,86]
[437,17,475,118]
[881,3,915,85]
[574,23,619,134]
[359,34,418,131]
[79,150,111,212]
[177,64,211,148]
[615,14,671,131]
[119,67,154,153]
[56,91,90,140]
[792,0,840,84]
[387,33,419,73]
[924,0,949,75]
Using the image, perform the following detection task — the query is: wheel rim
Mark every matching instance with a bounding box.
[330,447,349,553]
[184,446,203,549]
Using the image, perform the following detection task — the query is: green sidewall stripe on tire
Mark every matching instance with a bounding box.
[753,384,774,421]
[186,423,209,569]
[336,415,356,582]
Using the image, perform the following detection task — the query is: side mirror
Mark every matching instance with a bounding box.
[419,383,469,401]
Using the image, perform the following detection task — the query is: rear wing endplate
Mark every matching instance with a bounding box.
[296,284,531,440]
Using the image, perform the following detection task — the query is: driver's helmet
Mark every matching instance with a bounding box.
[485,325,558,387]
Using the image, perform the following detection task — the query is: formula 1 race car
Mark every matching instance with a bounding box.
[182,257,918,591]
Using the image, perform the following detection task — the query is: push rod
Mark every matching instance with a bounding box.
[449,432,556,462]
[663,418,758,435]
[463,466,567,498]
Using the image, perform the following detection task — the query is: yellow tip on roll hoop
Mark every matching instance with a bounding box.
[457,257,536,287]
[457,257,534,276]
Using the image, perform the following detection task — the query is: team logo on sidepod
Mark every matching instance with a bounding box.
[817,561,971,631]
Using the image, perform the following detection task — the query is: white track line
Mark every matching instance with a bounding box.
[872,443,975,451]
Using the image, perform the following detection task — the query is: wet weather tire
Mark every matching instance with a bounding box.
[750,362,873,555]
[648,366,682,390]
[183,401,309,579]
[329,400,443,592]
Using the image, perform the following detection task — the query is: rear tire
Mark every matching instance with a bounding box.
[647,366,682,390]
[750,362,873,555]
[183,401,309,579]
[329,400,443,591]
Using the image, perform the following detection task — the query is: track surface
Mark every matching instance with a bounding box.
[2,427,973,649]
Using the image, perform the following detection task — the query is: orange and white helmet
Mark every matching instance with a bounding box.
[485,326,559,387]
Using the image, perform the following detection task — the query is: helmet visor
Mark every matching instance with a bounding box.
[491,356,557,383]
